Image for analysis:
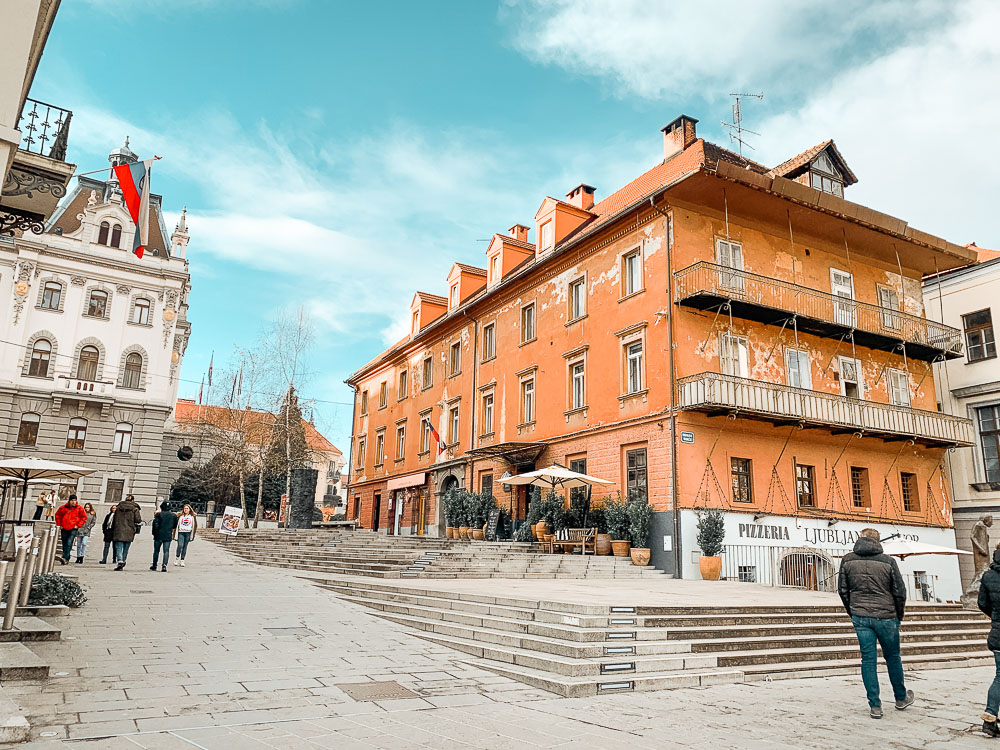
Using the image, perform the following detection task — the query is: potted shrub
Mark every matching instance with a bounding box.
[513,522,534,543]
[696,507,726,580]
[443,488,457,539]
[526,487,543,539]
[591,505,611,556]
[456,489,471,540]
[470,493,487,540]
[627,491,653,566]
[605,492,630,557]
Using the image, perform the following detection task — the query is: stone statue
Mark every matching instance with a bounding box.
[962,514,994,609]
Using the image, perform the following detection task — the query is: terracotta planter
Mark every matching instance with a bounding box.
[536,520,550,539]
[699,555,722,581]
[459,526,470,540]
[611,540,631,557]
[595,533,612,556]
[472,529,485,541]
[530,524,539,540]
[446,527,455,539]
[630,547,651,566]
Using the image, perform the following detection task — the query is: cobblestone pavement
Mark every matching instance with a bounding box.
[3,536,995,749]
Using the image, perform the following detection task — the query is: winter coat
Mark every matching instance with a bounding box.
[54,503,88,531]
[838,536,906,621]
[110,499,142,543]
[78,510,97,537]
[978,549,1000,651]
[152,510,178,542]
[102,512,116,543]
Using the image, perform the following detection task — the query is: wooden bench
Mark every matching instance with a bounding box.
[549,527,597,556]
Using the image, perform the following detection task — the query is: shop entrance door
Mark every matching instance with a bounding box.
[371,493,381,531]
[415,489,427,536]
[393,491,404,535]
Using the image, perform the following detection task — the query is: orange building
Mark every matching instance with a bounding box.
[345,115,976,596]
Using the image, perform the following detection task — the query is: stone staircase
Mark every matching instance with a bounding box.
[210,528,663,579]
[314,578,993,698]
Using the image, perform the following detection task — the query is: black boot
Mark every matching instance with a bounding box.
[114,562,125,571]
[76,557,83,564]
[984,720,1000,738]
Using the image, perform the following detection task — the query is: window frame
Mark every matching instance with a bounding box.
[838,356,864,399]
[785,347,812,390]
[110,223,122,248]
[355,437,366,469]
[16,413,40,447]
[122,352,143,389]
[887,368,910,407]
[715,238,745,291]
[374,430,385,467]
[378,381,387,410]
[419,415,431,454]
[421,356,433,390]
[621,248,643,298]
[66,417,88,450]
[395,423,406,461]
[731,457,753,504]
[113,422,133,454]
[540,220,554,251]
[900,471,920,512]
[449,340,461,376]
[360,390,368,416]
[481,391,494,435]
[625,448,648,501]
[77,345,100,382]
[520,376,535,425]
[40,281,62,311]
[720,333,749,378]
[877,284,901,332]
[132,297,151,325]
[570,359,586,410]
[850,466,871,508]
[963,309,997,363]
[448,403,460,445]
[978,405,1000,484]
[625,340,644,395]
[795,463,816,507]
[397,369,408,400]
[28,339,52,378]
[568,276,586,322]
[87,289,109,318]
[520,302,536,344]
[97,221,110,245]
[482,322,496,361]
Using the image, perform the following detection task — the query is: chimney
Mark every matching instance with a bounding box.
[565,184,596,211]
[662,115,699,160]
[508,224,530,243]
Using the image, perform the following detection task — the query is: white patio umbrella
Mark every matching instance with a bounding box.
[880,539,972,561]
[505,465,614,490]
[0,458,94,522]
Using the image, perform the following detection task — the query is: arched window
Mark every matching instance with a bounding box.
[132,298,150,325]
[110,223,122,248]
[28,339,52,377]
[113,422,133,453]
[97,221,109,245]
[122,352,143,389]
[16,413,40,447]
[66,418,87,450]
[40,282,62,310]
[77,345,99,381]
[87,290,108,318]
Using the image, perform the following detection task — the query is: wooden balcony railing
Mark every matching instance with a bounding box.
[678,371,974,447]
[674,262,963,361]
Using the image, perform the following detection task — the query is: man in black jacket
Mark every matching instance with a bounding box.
[150,502,178,572]
[838,528,914,719]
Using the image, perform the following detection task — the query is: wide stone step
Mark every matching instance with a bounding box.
[0,643,49,681]
[689,627,987,653]
[643,610,981,628]
[715,638,984,667]
[665,619,990,640]
[0,617,61,643]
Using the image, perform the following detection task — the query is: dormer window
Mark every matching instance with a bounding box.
[490,254,500,282]
[412,310,420,333]
[97,221,110,245]
[809,152,843,197]
[540,221,554,252]
[450,284,459,308]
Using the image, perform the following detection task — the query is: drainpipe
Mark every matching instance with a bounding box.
[465,309,479,494]
[649,195,682,578]
[345,382,359,521]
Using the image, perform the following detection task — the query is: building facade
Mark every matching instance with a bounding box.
[925,247,1000,587]
[1,140,193,510]
[346,116,975,599]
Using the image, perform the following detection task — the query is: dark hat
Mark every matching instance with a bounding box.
[68,494,77,500]
[993,547,1000,565]
[160,501,170,511]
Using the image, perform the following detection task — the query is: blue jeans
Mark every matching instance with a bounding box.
[101,541,117,563]
[851,615,907,708]
[175,532,192,560]
[114,540,132,562]
[60,529,77,561]
[152,540,171,567]
[986,652,1000,719]
[74,534,89,559]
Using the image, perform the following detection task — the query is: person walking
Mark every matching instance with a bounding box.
[150,502,177,572]
[978,547,1000,736]
[173,504,197,567]
[54,495,88,565]
[42,490,56,521]
[99,504,118,564]
[32,491,49,520]
[111,494,142,571]
[838,528,914,719]
[73,502,97,563]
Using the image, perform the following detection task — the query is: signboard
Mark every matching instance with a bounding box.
[14,526,33,551]
[278,494,288,525]
[680,431,694,444]
[500,471,513,492]
[485,507,501,541]
[219,506,243,536]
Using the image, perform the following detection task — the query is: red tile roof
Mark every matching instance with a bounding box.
[453,262,487,276]
[414,291,448,305]
[768,139,858,186]
[966,243,1000,262]
[499,234,536,252]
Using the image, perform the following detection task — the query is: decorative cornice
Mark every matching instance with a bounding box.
[0,208,45,237]
[2,169,67,200]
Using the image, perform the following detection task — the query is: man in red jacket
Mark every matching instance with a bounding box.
[54,495,88,565]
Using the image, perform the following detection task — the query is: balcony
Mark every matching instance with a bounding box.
[674,262,962,362]
[678,371,974,448]
[1,98,75,233]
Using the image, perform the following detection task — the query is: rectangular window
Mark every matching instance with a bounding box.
[626,448,647,500]
[16,414,39,447]
[356,438,365,468]
[521,303,536,343]
[877,285,900,331]
[622,250,642,296]
[521,378,535,424]
[395,426,405,460]
[839,357,863,399]
[569,457,587,506]
[87,290,108,318]
[888,369,910,407]
[481,392,494,434]
[830,269,856,327]
[450,284,459,307]
[901,472,920,512]
[133,298,150,325]
[978,406,1000,484]
[795,464,816,507]
[715,239,744,291]
[66,419,87,450]
[450,341,461,375]
[851,466,871,508]
[785,348,812,390]
[569,277,586,320]
[964,309,997,363]
[374,432,385,466]
[422,356,433,389]
[482,323,496,361]
[41,282,61,310]
[738,565,757,583]
[398,370,407,400]
[731,458,753,503]
[541,221,554,251]
[490,254,500,282]
[419,417,431,453]
[570,361,586,409]
[412,310,420,332]
[480,473,493,496]
[113,424,133,453]
[720,333,749,378]
[448,405,460,444]
[360,391,368,415]
[626,341,643,394]
[379,382,387,409]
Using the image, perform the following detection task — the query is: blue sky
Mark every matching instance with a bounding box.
[29,0,1000,454]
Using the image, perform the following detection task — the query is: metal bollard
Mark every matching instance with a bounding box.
[44,527,57,574]
[0,561,7,600]
[19,538,40,607]
[3,547,27,631]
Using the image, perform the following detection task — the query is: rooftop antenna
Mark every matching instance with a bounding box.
[721,92,764,159]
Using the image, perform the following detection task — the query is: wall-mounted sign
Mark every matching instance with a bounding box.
[680,431,694,444]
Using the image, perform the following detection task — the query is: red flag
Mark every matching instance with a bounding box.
[428,424,445,454]
[112,157,159,259]
[198,376,204,405]
[207,351,214,386]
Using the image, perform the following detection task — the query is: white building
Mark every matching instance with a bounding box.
[0,140,193,509]
[925,245,1000,587]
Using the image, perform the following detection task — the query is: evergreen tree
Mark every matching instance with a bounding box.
[265,386,309,474]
